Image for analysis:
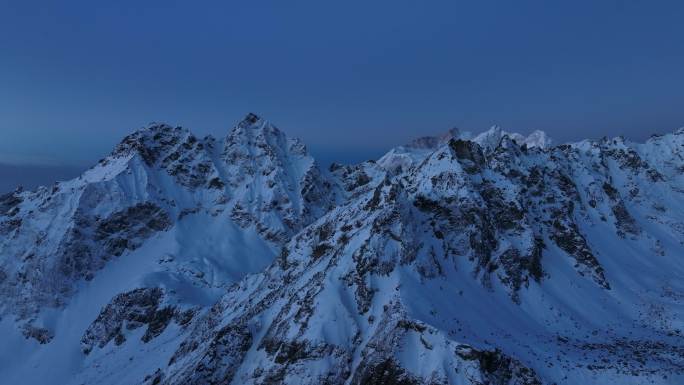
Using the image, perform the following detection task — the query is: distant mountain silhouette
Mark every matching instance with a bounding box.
[0,163,84,193]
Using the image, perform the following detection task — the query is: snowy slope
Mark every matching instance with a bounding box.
[1,118,684,385]
[0,114,334,383]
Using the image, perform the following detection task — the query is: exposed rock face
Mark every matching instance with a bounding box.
[2,117,684,385]
[21,324,54,344]
[1,201,172,322]
[81,288,194,354]
[0,113,332,325]
[221,113,336,242]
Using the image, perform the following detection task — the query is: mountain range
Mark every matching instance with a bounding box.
[1,113,684,384]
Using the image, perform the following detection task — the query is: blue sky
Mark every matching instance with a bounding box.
[1,0,683,168]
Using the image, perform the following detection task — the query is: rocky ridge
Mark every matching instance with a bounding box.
[1,116,684,385]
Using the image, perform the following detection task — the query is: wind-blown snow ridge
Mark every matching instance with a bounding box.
[472,125,552,151]
[1,115,684,385]
[378,126,552,174]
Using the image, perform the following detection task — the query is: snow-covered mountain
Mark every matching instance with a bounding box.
[1,115,684,385]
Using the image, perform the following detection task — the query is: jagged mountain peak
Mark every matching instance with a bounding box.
[106,114,310,176]
[406,127,463,149]
[114,122,191,150]
[523,129,552,148]
[236,112,266,128]
[0,113,335,326]
[377,127,466,174]
[226,112,308,157]
[2,119,684,385]
[106,122,200,170]
[473,125,552,152]
[231,112,283,139]
[143,124,684,385]
[378,124,554,175]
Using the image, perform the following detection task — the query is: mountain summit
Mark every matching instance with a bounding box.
[1,115,684,385]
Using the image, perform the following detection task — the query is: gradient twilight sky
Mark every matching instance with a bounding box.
[1,1,684,169]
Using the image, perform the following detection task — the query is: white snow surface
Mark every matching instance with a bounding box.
[473,125,552,151]
[1,115,684,385]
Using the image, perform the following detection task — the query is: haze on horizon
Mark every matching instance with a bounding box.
[1,1,683,192]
